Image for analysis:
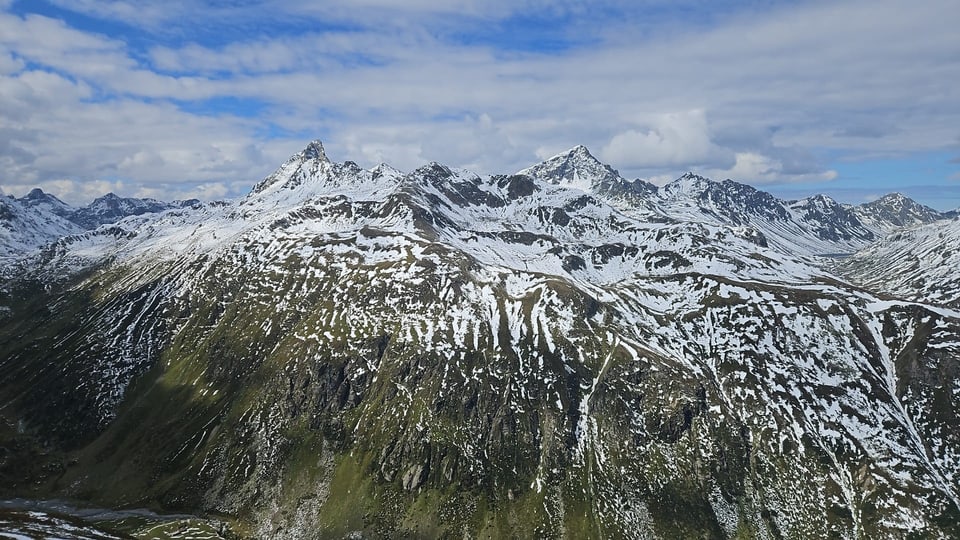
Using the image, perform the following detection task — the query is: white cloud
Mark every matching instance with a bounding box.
[0,50,22,75]
[45,0,201,28]
[1,0,958,203]
[706,152,838,185]
[0,63,295,203]
[0,12,125,67]
[131,181,231,202]
[600,110,734,169]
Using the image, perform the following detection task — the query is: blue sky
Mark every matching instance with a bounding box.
[0,0,958,209]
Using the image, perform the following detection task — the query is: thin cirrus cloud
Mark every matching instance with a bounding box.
[0,0,958,208]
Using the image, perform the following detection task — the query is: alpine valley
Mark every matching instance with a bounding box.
[1,142,958,539]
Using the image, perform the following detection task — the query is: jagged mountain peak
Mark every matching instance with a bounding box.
[661,172,716,196]
[787,193,874,244]
[860,192,929,212]
[679,171,711,182]
[86,193,133,208]
[300,139,329,162]
[853,191,943,231]
[790,193,842,209]
[664,173,762,197]
[372,162,404,179]
[247,140,349,197]
[565,144,596,161]
[25,187,48,199]
[543,143,596,162]
[875,192,909,203]
[86,192,161,208]
[20,187,70,208]
[517,145,622,191]
[71,193,178,229]
[655,174,796,231]
[414,161,454,177]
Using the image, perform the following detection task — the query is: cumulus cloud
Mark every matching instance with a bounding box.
[713,152,838,185]
[600,110,734,170]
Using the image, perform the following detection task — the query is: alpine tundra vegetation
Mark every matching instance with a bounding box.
[1,142,958,538]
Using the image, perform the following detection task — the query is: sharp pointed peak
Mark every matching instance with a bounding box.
[247,139,335,196]
[793,193,840,206]
[413,161,453,174]
[547,144,600,162]
[372,162,404,177]
[658,173,720,198]
[663,172,715,191]
[299,139,328,162]
[861,192,921,208]
[517,144,620,190]
[677,172,712,182]
[570,143,592,154]
[20,187,70,207]
[373,162,399,171]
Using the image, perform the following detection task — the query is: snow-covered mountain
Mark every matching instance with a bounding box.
[852,192,945,233]
[70,192,199,229]
[653,174,878,254]
[16,187,76,219]
[518,144,628,192]
[0,191,83,262]
[0,188,197,267]
[837,217,960,308]
[0,141,958,538]
[787,194,875,246]
[516,147,902,256]
[28,143,809,288]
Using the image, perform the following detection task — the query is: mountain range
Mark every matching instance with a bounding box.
[0,189,199,266]
[0,142,957,539]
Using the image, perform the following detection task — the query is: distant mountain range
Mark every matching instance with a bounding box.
[522,145,950,255]
[1,189,199,263]
[838,217,960,309]
[2,145,949,266]
[0,142,958,538]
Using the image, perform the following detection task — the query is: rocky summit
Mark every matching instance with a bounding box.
[0,141,958,539]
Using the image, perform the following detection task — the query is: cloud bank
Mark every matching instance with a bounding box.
[0,0,958,207]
